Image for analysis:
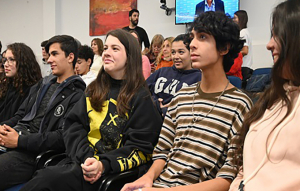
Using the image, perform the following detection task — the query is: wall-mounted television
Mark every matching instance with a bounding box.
[175,0,240,25]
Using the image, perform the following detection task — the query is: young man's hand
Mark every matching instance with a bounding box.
[0,124,19,148]
[158,98,170,109]
[121,174,154,191]
[81,157,104,184]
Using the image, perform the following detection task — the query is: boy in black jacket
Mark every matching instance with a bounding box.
[0,35,85,190]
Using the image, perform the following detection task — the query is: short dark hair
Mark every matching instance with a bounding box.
[129,9,139,17]
[78,45,94,68]
[41,40,48,47]
[234,10,248,30]
[173,34,191,51]
[191,11,244,72]
[45,35,78,67]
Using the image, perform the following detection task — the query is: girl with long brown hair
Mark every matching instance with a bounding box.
[230,0,300,190]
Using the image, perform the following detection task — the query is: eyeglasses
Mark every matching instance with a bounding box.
[3,57,16,65]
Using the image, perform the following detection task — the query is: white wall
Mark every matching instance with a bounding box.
[0,0,285,70]
[0,0,43,59]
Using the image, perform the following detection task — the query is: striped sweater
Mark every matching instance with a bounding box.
[152,82,252,188]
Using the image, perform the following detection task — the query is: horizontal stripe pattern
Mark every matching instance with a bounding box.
[153,83,252,187]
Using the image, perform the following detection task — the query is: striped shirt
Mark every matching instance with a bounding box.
[152,82,252,188]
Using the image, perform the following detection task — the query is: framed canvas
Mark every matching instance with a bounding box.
[90,0,137,36]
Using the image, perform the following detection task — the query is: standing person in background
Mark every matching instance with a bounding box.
[0,43,42,123]
[233,10,253,84]
[146,34,164,73]
[230,0,300,190]
[75,45,96,86]
[129,30,151,79]
[90,38,104,75]
[155,37,174,71]
[123,9,150,54]
[40,40,52,77]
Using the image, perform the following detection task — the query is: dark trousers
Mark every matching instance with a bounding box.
[241,67,253,81]
[242,67,253,88]
[20,158,101,191]
[0,150,36,190]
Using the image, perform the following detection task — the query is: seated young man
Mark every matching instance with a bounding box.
[75,45,96,86]
[0,35,85,190]
[122,11,253,191]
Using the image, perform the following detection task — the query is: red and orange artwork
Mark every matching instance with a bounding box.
[90,0,137,36]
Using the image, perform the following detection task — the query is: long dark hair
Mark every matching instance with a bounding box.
[234,0,300,168]
[87,29,145,117]
[234,10,248,30]
[0,43,42,99]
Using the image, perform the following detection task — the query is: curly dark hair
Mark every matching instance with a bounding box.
[190,11,244,72]
[0,43,42,99]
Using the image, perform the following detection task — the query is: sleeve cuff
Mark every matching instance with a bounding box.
[17,134,29,149]
[100,159,111,175]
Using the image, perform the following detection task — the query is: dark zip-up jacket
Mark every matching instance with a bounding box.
[1,75,86,154]
[0,84,32,123]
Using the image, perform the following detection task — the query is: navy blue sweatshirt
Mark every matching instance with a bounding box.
[147,65,201,114]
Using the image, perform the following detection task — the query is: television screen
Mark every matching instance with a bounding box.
[175,0,240,24]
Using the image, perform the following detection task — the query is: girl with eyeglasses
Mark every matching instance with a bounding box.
[0,43,42,123]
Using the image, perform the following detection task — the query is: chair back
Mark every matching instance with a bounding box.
[228,76,242,89]
[252,68,272,75]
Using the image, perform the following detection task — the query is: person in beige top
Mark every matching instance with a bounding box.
[90,38,104,75]
[229,0,300,190]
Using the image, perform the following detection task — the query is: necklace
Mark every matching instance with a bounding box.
[191,80,230,123]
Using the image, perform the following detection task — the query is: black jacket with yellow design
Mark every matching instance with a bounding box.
[63,78,163,174]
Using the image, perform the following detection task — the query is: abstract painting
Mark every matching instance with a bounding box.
[90,0,137,36]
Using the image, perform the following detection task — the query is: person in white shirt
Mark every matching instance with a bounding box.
[40,40,52,77]
[75,45,96,87]
[233,10,253,82]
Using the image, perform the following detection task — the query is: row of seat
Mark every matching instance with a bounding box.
[228,67,272,89]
